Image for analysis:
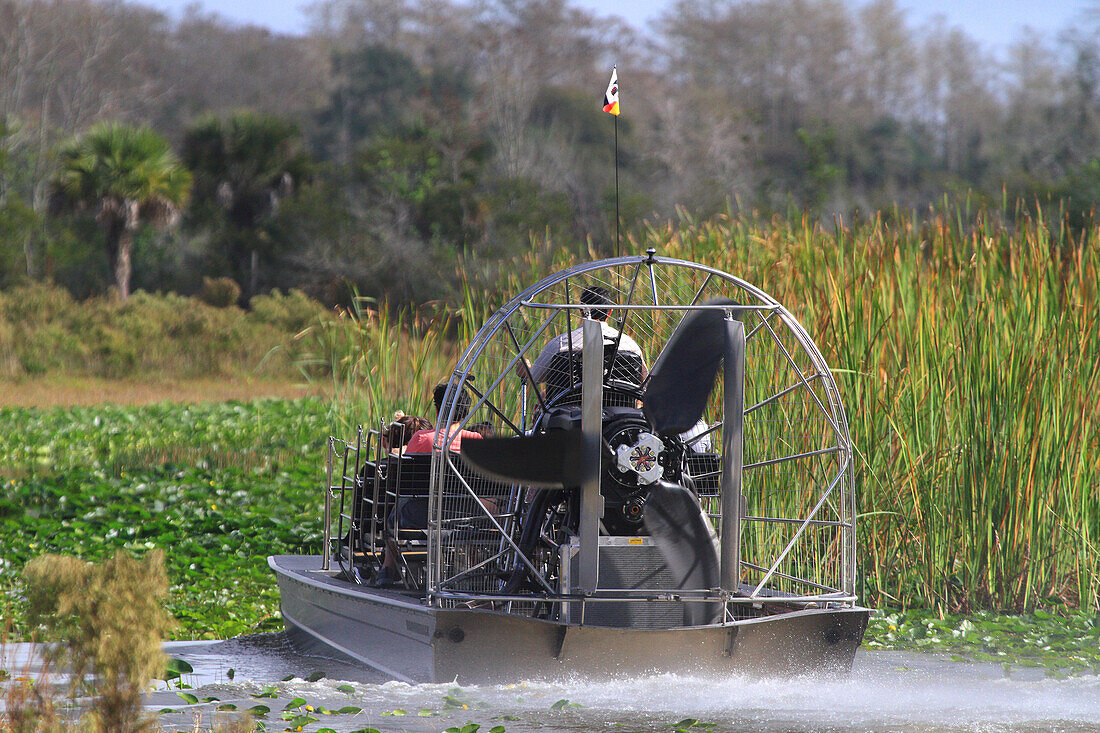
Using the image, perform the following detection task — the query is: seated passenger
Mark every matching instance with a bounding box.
[517,285,649,399]
[405,380,482,454]
[374,378,484,587]
[382,413,432,456]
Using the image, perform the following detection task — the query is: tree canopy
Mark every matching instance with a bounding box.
[1,0,1098,305]
[51,123,191,299]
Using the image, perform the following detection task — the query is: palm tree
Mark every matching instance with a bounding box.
[52,122,191,299]
[182,112,311,302]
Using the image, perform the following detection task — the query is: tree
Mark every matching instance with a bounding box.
[317,44,425,164]
[182,111,312,301]
[51,122,191,299]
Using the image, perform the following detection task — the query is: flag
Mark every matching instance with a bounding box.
[603,67,620,116]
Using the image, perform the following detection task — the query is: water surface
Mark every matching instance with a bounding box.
[141,633,1100,732]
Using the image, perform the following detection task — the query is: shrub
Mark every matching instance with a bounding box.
[198,277,242,308]
[249,288,326,333]
[0,283,331,380]
[23,551,175,733]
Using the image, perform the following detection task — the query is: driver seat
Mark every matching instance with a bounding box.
[541,343,645,406]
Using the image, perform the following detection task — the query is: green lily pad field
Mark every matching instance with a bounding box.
[0,398,348,640]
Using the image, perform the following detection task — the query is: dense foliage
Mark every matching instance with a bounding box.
[2,0,1100,306]
[0,284,328,379]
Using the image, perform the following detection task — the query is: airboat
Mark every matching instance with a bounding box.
[269,250,869,682]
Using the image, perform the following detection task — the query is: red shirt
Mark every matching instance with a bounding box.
[405,424,482,454]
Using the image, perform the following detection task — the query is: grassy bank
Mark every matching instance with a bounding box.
[0,285,328,381]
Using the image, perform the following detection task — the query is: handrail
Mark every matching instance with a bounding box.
[519,301,781,311]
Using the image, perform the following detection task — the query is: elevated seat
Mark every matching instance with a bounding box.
[541,343,645,406]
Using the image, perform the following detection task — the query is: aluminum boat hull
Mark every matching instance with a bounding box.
[269,555,869,683]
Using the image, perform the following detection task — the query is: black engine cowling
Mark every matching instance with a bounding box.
[536,404,685,535]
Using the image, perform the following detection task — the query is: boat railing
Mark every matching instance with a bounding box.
[322,423,406,581]
[322,427,372,573]
[325,425,473,588]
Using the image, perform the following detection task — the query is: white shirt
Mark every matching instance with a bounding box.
[529,321,646,383]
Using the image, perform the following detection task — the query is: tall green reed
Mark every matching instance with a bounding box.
[305,296,464,433]
[322,206,1099,612]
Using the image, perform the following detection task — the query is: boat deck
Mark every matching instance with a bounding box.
[269,555,870,683]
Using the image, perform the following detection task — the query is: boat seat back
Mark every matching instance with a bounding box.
[351,443,513,590]
[389,453,433,496]
[542,345,645,405]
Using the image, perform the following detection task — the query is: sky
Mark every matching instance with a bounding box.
[140,0,1089,51]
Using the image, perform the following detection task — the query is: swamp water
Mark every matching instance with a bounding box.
[6,634,1100,732]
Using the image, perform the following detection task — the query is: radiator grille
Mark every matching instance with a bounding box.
[562,539,688,629]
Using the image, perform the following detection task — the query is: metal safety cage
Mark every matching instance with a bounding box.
[424,252,857,621]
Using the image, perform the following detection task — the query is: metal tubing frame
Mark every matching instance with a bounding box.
[433,452,558,596]
[743,515,848,528]
[744,445,842,471]
[427,313,560,595]
[577,316,604,594]
[367,423,383,562]
[719,316,745,593]
[503,321,549,413]
[758,314,846,444]
[739,560,843,594]
[322,436,334,571]
[749,457,849,598]
[431,589,857,605]
[427,252,858,611]
[607,260,645,380]
[521,302,782,312]
[744,373,823,415]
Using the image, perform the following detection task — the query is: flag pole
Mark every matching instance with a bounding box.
[603,65,621,257]
[614,113,620,258]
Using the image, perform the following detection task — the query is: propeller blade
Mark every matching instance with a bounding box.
[643,298,740,435]
[460,432,594,487]
[643,481,721,626]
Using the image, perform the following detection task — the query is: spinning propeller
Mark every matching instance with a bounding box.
[462,298,743,626]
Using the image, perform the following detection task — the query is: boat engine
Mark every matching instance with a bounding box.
[536,403,685,536]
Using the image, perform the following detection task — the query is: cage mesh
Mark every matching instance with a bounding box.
[366,255,859,619]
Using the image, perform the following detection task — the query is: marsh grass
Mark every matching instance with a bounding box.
[324,206,1099,613]
[2,554,259,733]
[644,210,1098,612]
[304,296,464,433]
[22,551,174,732]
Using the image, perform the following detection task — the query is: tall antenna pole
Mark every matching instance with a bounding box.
[603,65,621,258]
[614,113,620,258]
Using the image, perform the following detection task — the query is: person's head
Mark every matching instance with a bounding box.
[433,379,472,423]
[468,421,495,439]
[383,414,432,452]
[581,285,614,321]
